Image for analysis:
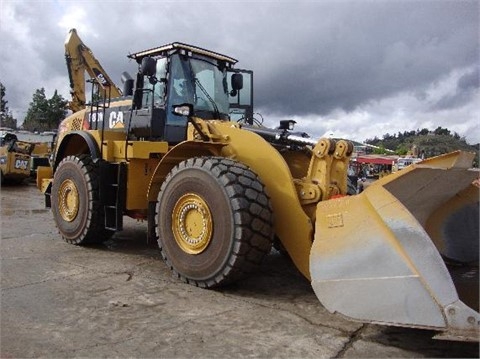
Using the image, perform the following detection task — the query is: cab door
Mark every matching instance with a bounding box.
[227,69,253,124]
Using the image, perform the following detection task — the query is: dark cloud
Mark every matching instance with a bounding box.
[457,68,479,90]
[432,68,479,111]
[248,1,479,116]
[0,0,478,142]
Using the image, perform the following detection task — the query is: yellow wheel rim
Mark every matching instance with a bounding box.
[172,193,213,254]
[58,179,79,222]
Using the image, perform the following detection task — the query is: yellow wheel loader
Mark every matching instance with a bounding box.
[37,29,479,341]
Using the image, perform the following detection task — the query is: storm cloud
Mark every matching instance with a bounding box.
[432,68,479,111]
[1,0,478,143]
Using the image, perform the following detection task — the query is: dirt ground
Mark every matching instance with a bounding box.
[1,182,479,358]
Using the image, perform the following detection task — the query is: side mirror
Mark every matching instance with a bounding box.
[172,103,193,117]
[122,79,134,96]
[140,57,157,77]
[231,73,243,91]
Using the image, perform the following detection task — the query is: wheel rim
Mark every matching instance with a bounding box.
[58,179,79,222]
[172,193,213,254]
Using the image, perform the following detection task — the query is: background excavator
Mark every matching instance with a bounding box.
[37,29,479,341]
[64,29,122,112]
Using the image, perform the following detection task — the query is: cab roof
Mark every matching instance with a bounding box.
[128,42,238,65]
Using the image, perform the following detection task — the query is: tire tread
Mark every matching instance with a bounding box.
[156,156,273,288]
[53,155,110,245]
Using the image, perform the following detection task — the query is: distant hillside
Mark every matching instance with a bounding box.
[364,127,479,167]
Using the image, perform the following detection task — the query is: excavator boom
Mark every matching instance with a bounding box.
[64,28,122,112]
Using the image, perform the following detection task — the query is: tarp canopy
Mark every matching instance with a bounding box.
[353,155,399,166]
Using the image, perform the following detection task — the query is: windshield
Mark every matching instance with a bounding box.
[190,58,229,117]
[167,55,229,123]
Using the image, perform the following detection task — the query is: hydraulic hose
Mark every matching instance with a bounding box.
[242,125,317,147]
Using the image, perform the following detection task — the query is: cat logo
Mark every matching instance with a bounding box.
[15,159,29,170]
[93,68,109,87]
[109,111,124,129]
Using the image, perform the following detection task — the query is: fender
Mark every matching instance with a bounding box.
[54,131,101,169]
[147,141,226,203]
[146,140,226,242]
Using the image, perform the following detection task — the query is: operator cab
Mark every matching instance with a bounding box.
[127,42,248,143]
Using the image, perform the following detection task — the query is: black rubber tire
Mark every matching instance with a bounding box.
[156,156,274,288]
[51,155,111,245]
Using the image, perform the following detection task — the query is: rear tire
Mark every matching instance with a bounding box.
[156,157,274,288]
[51,155,111,244]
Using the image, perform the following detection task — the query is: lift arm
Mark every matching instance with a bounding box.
[65,28,122,112]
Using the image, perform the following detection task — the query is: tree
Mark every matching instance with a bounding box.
[365,126,478,167]
[395,144,410,156]
[372,144,387,154]
[0,82,17,129]
[434,126,451,136]
[48,90,69,128]
[22,88,68,131]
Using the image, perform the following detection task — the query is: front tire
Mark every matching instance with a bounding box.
[51,155,111,244]
[156,157,274,288]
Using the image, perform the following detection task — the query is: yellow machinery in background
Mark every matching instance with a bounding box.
[64,28,122,113]
[1,131,34,184]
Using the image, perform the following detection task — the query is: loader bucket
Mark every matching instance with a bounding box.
[310,151,479,341]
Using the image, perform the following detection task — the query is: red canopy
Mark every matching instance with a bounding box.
[353,155,398,166]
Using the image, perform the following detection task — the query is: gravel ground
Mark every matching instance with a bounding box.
[1,182,478,358]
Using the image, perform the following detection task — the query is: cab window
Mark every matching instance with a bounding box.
[142,58,167,108]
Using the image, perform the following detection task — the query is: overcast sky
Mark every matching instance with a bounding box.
[1,0,479,144]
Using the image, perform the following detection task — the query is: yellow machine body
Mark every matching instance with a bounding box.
[0,135,34,183]
[37,29,479,342]
[38,112,480,341]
